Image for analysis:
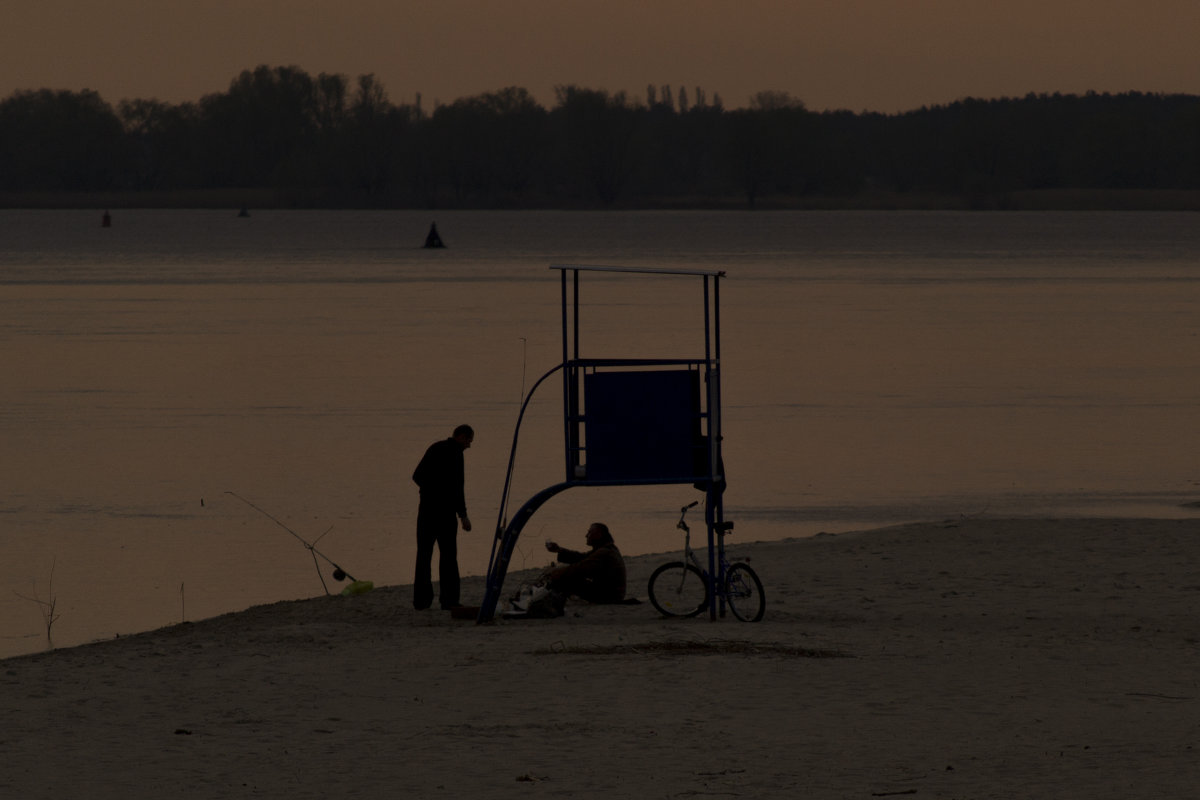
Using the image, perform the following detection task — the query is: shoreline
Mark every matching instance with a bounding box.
[4,516,1198,797]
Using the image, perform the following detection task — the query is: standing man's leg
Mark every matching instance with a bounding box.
[413,509,438,610]
[436,521,461,609]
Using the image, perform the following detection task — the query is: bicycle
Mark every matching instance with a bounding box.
[647,500,765,622]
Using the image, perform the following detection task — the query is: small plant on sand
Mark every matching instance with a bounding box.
[14,558,62,649]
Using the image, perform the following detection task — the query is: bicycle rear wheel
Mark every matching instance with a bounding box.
[724,562,765,622]
[648,562,709,618]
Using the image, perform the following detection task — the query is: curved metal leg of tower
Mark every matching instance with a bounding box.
[477,482,574,622]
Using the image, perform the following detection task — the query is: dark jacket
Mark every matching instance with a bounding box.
[412,438,466,516]
[554,542,626,603]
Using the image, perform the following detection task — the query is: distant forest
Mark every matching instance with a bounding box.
[3,64,1200,210]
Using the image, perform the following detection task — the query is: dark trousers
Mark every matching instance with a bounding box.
[414,505,459,610]
[549,573,607,605]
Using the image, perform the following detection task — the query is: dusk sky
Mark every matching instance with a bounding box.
[4,1,1199,113]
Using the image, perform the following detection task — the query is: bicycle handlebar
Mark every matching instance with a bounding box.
[676,500,699,533]
[676,500,735,537]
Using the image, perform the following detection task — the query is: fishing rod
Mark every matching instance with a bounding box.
[489,363,563,562]
[225,491,359,595]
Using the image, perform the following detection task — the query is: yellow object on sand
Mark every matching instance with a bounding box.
[340,580,374,596]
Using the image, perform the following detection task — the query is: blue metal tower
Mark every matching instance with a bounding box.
[478,265,729,621]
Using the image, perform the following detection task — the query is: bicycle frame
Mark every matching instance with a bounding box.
[676,501,736,617]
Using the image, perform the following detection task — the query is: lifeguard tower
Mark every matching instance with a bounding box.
[478,265,730,621]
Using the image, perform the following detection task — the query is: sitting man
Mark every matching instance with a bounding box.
[544,522,626,604]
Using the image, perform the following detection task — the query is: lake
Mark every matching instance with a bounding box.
[3,208,1198,657]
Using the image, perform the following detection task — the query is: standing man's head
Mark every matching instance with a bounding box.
[452,424,474,450]
[585,522,612,547]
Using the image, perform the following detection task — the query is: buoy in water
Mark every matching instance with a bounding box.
[423,222,445,249]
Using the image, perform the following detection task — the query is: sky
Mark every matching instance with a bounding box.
[4,1,1200,113]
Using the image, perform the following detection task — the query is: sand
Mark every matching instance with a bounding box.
[3,517,1199,798]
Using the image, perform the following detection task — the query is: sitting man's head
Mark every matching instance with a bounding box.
[586,522,613,547]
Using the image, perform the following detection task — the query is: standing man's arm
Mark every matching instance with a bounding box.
[454,446,471,531]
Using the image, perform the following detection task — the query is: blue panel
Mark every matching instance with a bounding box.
[583,370,700,482]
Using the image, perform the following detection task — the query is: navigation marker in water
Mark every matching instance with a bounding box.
[424,222,445,248]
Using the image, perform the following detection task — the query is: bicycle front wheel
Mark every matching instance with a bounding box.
[724,562,765,622]
[648,562,709,618]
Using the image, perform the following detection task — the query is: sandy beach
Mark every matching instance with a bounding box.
[4,517,1199,798]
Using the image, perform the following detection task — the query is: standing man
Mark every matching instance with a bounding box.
[412,424,473,610]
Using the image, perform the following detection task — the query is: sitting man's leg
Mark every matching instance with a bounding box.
[548,570,606,604]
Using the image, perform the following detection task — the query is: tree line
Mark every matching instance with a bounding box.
[2,64,1200,208]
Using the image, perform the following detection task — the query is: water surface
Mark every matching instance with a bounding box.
[3,209,1198,656]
